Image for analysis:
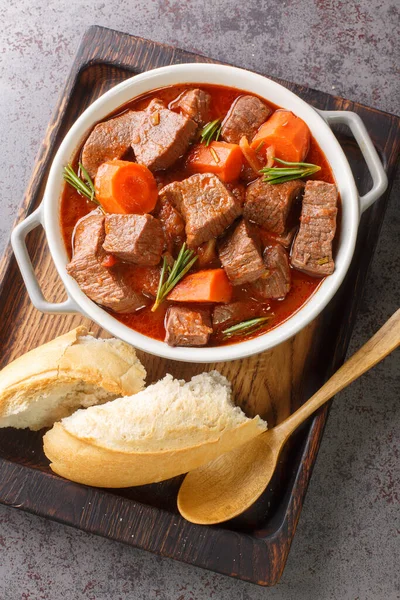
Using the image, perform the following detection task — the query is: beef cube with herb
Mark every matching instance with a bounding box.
[291,180,338,276]
[213,301,270,331]
[131,99,197,171]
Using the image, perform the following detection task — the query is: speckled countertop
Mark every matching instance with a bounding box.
[0,1,399,599]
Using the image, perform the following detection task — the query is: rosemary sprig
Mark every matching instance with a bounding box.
[151,243,198,312]
[200,118,222,146]
[63,163,104,212]
[260,157,321,184]
[222,316,271,338]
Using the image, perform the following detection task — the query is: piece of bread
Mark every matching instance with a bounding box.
[43,371,267,487]
[0,327,146,430]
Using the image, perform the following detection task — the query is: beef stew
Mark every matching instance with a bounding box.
[61,84,338,348]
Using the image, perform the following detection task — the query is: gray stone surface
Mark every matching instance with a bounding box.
[0,1,399,598]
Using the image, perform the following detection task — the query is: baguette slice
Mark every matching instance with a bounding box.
[0,327,146,430]
[44,371,267,487]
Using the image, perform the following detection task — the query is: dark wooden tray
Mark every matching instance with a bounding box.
[0,26,399,587]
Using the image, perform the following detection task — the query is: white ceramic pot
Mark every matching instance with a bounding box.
[12,64,387,363]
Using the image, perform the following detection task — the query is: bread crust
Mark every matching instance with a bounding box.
[0,327,146,429]
[43,417,265,487]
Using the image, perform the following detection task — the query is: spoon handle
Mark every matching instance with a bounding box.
[274,308,400,441]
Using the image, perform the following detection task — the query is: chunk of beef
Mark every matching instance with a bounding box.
[219,220,265,285]
[213,300,270,331]
[250,244,291,300]
[67,211,147,313]
[154,199,186,254]
[81,99,196,177]
[164,306,212,347]
[103,214,164,266]
[81,111,141,178]
[291,180,338,276]
[169,88,211,124]
[159,173,242,247]
[221,95,271,144]
[244,178,304,234]
[132,99,197,171]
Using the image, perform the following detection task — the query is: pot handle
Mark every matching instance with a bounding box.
[11,206,79,314]
[317,109,388,214]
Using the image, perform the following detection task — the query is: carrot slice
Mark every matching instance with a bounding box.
[251,110,310,163]
[186,141,243,182]
[167,269,233,303]
[95,160,158,214]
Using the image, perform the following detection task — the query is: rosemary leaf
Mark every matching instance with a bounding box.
[163,256,198,297]
[151,243,198,312]
[200,119,222,146]
[259,157,321,184]
[153,256,169,312]
[274,158,321,168]
[222,316,271,338]
[63,163,104,213]
[79,162,96,201]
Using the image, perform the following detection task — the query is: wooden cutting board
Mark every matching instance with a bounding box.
[0,26,399,586]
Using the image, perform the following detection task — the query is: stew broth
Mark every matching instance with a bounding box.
[60,84,336,346]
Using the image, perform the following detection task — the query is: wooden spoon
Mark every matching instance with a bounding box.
[178,309,400,525]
